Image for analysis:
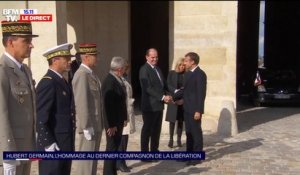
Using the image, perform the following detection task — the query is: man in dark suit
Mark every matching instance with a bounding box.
[183,52,207,166]
[36,43,76,175]
[102,56,128,175]
[139,48,172,157]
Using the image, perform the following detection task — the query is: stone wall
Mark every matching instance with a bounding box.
[66,1,130,81]
[170,1,238,133]
[0,1,238,134]
[0,1,130,83]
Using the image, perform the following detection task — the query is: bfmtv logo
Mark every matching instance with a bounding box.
[4,16,18,22]
[2,9,19,22]
[1,9,51,22]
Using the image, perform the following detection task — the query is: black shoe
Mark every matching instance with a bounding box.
[117,164,131,172]
[186,160,201,166]
[168,140,173,148]
[177,140,182,147]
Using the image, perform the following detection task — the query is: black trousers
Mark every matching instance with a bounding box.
[141,111,163,152]
[39,160,71,175]
[117,135,129,167]
[184,112,203,152]
[38,133,74,175]
[103,125,123,175]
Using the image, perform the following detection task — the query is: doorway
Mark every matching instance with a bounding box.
[236,1,260,102]
[130,1,169,111]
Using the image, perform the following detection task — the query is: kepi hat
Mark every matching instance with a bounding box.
[78,43,98,55]
[1,21,38,37]
[43,43,75,60]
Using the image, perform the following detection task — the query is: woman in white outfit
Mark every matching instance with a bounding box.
[116,63,136,172]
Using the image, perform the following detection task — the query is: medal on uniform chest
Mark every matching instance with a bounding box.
[16,80,24,103]
[16,81,21,86]
[19,97,24,104]
[63,91,67,96]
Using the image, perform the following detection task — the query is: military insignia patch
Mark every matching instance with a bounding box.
[19,97,24,104]
[42,76,52,80]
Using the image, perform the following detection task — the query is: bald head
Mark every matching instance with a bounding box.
[145,48,158,66]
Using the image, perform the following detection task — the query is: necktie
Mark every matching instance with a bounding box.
[120,78,126,91]
[154,66,163,86]
[20,65,30,83]
[91,72,102,88]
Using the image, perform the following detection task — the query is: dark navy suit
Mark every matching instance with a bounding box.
[139,63,169,152]
[183,67,207,153]
[102,73,127,175]
[36,69,75,175]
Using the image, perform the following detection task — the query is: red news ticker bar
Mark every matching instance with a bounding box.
[19,14,52,22]
[30,158,43,161]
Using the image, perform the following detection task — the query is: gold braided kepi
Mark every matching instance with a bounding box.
[43,43,75,60]
[1,21,38,37]
[78,43,98,55]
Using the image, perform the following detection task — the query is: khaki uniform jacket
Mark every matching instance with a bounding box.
[72,65,104,133]
[0,54,36,164]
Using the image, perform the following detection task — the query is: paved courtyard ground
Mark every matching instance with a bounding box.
[30,105,300,175]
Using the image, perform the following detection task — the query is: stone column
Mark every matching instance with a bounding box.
[163,1,238,135]
[66,1,130,81]
[28,1,63,83]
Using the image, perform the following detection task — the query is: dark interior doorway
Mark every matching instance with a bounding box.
[130,1,169,111]
[236,1,260,101]
[237,1,300,106]
[264,1,300,77]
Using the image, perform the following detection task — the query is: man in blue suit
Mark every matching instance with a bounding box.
[36,43,76,175]
[183,52,207,166]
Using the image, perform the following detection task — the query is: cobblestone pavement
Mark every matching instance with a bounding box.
[30,106,300,175]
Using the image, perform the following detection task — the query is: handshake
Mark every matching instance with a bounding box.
[163,95,173,103]
[163,87,184,105]
[163,95,184,105]
[173,88,184,101]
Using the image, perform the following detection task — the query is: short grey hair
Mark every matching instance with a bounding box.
[110,56,126,70]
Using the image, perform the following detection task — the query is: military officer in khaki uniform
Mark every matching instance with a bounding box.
[0,21,38,175]
[72,43,104,175]
[36,43,75,175]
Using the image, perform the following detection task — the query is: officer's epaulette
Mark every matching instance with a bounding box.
[42,76,52,80]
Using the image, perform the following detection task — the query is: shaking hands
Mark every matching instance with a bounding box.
[163,95,173,103]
